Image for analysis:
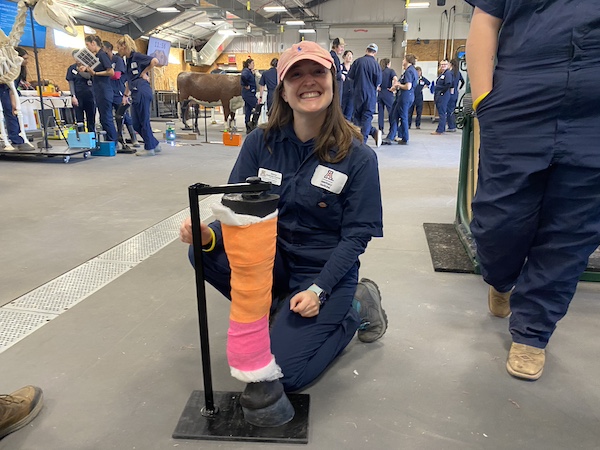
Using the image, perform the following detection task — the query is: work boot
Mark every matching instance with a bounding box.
[355,278,388,343]
[488,286,511,318]
[240,380,294,427]
[0,386,44,439]
[134,148,155,157]
[506,343,545,380]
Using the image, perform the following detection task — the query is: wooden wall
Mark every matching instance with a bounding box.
[407,39,466,63]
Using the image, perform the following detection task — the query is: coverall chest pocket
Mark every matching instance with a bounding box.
[297,187,343,231]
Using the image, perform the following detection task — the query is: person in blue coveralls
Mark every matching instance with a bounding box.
[82,36,117,144]
[0,47,31,150]
[348,43,382,147]
[383,54,418,145]
[258,58,278,115]
[180,41,388,392]
[467,0,600,381]
[103,41,140,151]
[241,58,258,134]
[340,50,354,121]
[446,58,464,132]
[115,34,160,156]
[330,38,345,104]
[407,66,430,130]
[377,58,397,135]
[430,59,453,135]
[66,50,95,133]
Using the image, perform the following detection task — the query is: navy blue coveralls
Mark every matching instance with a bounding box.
[190,124,383,391]
[66,63,95,132]
[330,49,344,104]
[408,75,430,128]
[241,67,257,126]
[377,66,397,132]
[0,76,24,145]
[341,64,354,121]
[92,49,117,142]
[348,54,382,144]
[258,67,278,113]
[387,65,418,143]
[433,68,453,133]
[446,71,464,131]
[468,0,600,349]
[109,54,134,142]
[125,51,159,151]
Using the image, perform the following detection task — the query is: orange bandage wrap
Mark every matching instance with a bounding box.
[221,216,278,323]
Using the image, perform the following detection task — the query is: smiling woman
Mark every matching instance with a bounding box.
[180,41,388,395]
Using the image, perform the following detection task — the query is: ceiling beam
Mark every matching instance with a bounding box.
[117,11,183,38]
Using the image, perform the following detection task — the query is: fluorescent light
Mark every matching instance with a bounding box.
[285,20,305,26]
[298,29,316,34]
[140,35,150,40]
[218,29,237,35]
[264,6,287,12]
[83,25,96,34]
[406,2,430,8]
[157,7,179,12]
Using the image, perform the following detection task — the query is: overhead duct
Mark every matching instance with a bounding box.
[191,32,235,66]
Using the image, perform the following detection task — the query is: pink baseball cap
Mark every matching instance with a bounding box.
[277,41,335,82]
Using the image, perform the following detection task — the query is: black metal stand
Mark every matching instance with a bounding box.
[172,181,310,444]
[28,6,50,150]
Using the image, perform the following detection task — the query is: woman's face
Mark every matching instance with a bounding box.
[85,40,99,53]
[21,54,29,66]
[281,59,333,118]
[116,43,126,57]
[248,60,255,70]
[344,52,353,64]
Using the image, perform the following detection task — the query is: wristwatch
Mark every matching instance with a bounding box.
[307,284,328,306]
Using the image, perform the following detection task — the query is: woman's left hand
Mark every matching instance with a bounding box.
[290,291,321,318]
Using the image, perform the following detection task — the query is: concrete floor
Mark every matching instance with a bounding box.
[1,116,600,450]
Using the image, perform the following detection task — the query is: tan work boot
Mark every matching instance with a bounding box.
[488,286,511,318]
[0,386,44,439]
[506,343,545,380]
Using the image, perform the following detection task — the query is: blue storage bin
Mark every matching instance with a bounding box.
[91,141,116,157]
[67,130,96,149]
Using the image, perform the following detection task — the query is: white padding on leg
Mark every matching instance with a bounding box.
[230,356,283,383]
[211,201,277,226]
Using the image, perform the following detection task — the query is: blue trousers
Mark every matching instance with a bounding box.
[0,85,24,144]
[131,86,159,150]
[471,145,600,349]
[353,98,377,144]
[397,94,413,142]
[188,242,361,392]
[74,92,95,132]
[447,94,458,130]
[408,97,423,128]
[93,84,117,142]
[342,90,354,121]
[434,93,450,133]
[243,92,257,124]
[377,96,393,133]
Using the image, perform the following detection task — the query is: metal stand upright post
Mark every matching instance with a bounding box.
[28,6,51,150]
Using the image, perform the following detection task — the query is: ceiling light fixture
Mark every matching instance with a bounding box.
[264,5,287,12]
[218,29,237,35]
[406,2,430,8]
[157,7,179,13]
[298,29,316,34]
[285,20,305,26]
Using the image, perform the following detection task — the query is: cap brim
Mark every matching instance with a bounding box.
[279,55,334,81]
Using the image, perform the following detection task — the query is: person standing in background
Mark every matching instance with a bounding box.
[259,58,278,114]
[241,58,258,134]
[431,59,453,135]
[348,43,382,147]
[330,38,345,104]
[115,34,160,156]
[82,35,117,144]
[407,66,430,130]
[66,50,95,133]
[383,54,417,145]
[377,58,397,135]
[102,41,140,151]
[341,50,354,121]
[446,58,465,132]
[0,47,31,150]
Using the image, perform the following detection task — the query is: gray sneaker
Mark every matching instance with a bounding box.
[135,148,155,157]
[355,278,388,343]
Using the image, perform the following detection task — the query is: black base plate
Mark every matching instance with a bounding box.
[173,390,310,444]
[423,223,476,273]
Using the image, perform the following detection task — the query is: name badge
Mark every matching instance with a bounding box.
[311,165,347,194]
[258,168,282,186]
[72,69,77,75]
[132,69,139,75]
[131,62,138,69]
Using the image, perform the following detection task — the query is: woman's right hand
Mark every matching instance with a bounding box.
[179,217,213,246]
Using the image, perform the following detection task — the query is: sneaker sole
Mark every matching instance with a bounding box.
[0,388,44,439]
[357,278,388,343]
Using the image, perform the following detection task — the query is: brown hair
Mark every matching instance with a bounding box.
[379,58,390,70]
[262,67,362,164]
[405,54,417,65]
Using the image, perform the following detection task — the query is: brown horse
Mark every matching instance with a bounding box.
[177,72,243,130]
